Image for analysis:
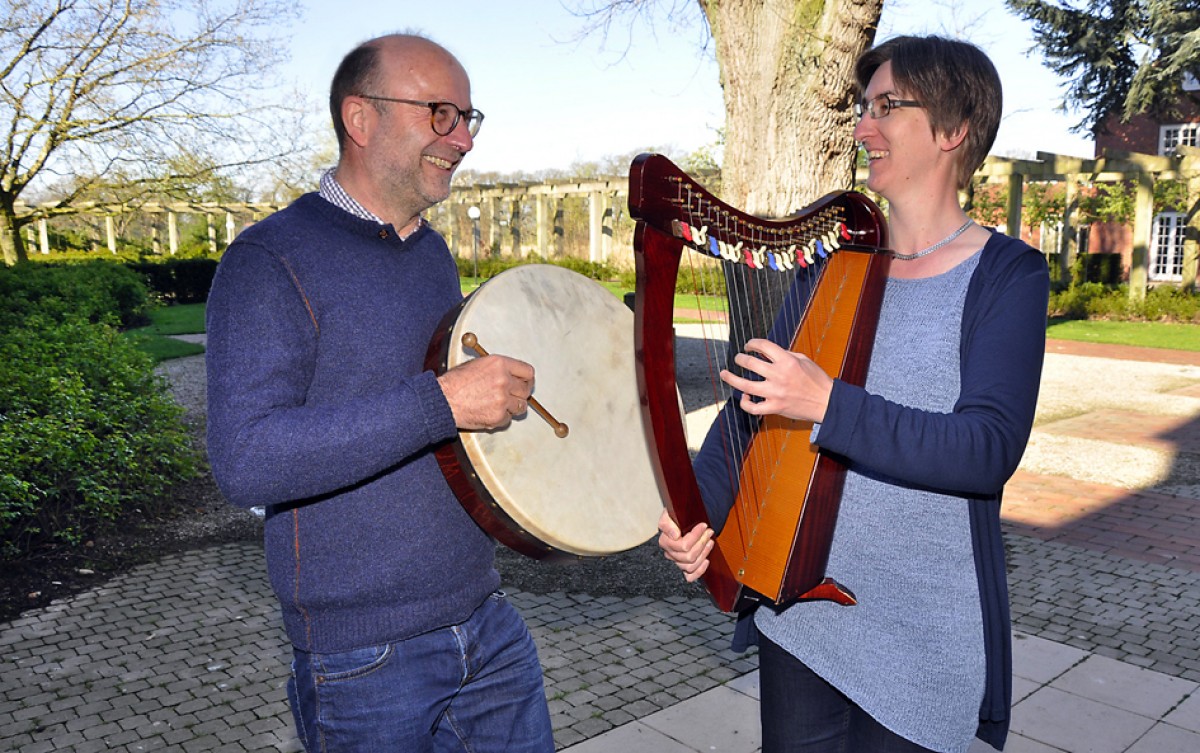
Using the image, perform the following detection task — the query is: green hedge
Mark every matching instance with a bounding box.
[0,263,199,562]
[127,257,218,304]
[455,254,728,297]
[454,253,629,285]
[1049,282,1200,321]
[0,260,150,329]
[1078,254,1123,285]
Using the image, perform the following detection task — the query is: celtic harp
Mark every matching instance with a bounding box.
[628,153,890,614]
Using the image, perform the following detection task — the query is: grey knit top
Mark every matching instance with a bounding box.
[755,250,986,753]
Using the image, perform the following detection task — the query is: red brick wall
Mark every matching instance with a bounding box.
[1087,222,1132,276]
[1087,91,1198,277]
[1095,97,1200,156]
[1095,113,1162,155]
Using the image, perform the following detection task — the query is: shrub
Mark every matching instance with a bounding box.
[1142,286,1200,322]
[1083,286,1133,319]
[546,255,622,282]
[1049,282,1200,322]
[1073,253,1122,285]
[0,260,151,329]
[0,315,198,560]
[454,253,525,281]
[127,256,219,304]
[612,257,731,297]
[453,253,630,285]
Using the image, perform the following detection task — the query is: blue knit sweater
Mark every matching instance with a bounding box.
[205,193,499,653]
[820,231,1048,750]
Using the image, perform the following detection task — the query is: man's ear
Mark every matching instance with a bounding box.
[342,96,372,149]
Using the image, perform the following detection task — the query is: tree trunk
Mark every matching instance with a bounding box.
[0,195,29,266]
[699,0,883,215]
[697,0,883,356]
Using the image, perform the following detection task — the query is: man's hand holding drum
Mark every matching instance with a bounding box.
[437,353,534,430]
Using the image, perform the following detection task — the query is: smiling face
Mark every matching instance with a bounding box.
[370,39,473,221]
[337,36,475,230]
[854,36,1004,192]
[851,60,952,204]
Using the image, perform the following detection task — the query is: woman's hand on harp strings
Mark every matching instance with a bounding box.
[436,354,535,430]
[721,338,834,423]
[657,510,714,583]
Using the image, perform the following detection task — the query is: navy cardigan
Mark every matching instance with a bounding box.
[708,231,1048,750]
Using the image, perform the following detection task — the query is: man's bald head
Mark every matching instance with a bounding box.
[328,34,466,153]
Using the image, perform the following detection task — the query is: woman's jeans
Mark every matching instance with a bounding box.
[759,634,937,753]
[288,591,554,752]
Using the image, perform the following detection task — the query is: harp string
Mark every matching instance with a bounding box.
[677,185,743,545]
[672,181,850,551]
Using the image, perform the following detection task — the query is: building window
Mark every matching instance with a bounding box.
[1160,123,1200,155]
[1150,212,1186,282]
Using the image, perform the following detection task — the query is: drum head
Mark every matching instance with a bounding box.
[447,265,663,556]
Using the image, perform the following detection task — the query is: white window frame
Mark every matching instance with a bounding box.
[1159,123,1200,155]
[1150,212,1186,282]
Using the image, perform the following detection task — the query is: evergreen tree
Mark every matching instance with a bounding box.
[1007,0,1200,133]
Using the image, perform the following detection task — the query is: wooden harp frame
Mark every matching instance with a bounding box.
[628,153,891,613]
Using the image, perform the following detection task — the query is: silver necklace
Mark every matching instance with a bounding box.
[889,219,974,261]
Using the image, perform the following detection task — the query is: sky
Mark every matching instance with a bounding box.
[279,0,1095,176]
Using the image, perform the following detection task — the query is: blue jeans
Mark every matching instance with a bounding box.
[287,591,554,752]
[759,635,936,753]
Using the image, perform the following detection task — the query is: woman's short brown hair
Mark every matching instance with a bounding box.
[856,36,1003,189]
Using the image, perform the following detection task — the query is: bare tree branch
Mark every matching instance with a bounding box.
[561,0,710,60]
[0,0,304,263]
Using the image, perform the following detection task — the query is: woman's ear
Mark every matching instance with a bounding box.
[940,122,969,153]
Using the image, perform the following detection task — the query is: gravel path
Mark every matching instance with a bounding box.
[157,333,1200,594]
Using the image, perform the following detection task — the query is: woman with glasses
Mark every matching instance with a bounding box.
[660,36,1049,753]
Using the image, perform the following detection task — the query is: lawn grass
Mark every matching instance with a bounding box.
[127,300,1198,362]
[123,332,206,362]
[136,303,207,335]
[123,303,207,362]
[1046,317,1200,352]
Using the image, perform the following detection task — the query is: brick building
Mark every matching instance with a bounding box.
[1088,73,1200,285]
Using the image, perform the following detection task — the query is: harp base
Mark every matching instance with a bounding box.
[796,577,857,606]
[725,577,857,613]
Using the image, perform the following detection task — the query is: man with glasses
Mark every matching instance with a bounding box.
[205,34,554,752]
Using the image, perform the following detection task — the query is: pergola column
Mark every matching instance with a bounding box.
[167,212,179,255]
[1060,178,1080,282]
[1006,174,1024,240]
[1129,172,1154,300]
[588,191,605,262]
[207,213,217,255]
[536,194,551,257]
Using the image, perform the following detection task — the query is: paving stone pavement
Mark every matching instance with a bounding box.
[0,541,756,752]
[1006,535,1200,683]
[3,525,1198,752]
[2,340,1199,751]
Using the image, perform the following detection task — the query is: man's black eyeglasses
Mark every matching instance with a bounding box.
[855,94,923,120]
[357,95,484,137]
